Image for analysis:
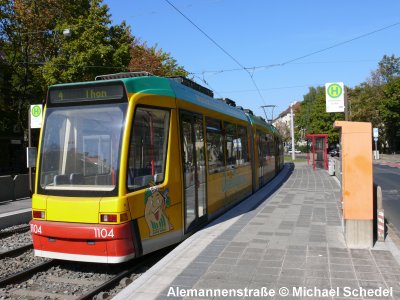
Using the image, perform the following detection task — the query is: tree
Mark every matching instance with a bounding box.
[0,0,133,132]
[295,86,344,144]
[380,77,400,152]
[369,54,400,85]
[42,0,133,85]
[348,54,400,152]
[274,120,291,145]
[129,38,188,77]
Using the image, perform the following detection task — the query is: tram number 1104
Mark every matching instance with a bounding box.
[93,228,114,239]
[30,224,42,234]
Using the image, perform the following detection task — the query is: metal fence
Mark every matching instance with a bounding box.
[0,174,33,203]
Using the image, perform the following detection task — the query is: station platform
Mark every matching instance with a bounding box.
[115,162,400,300]
[0,198,31,229]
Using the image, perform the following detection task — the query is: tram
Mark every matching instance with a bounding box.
[30,72,283,263]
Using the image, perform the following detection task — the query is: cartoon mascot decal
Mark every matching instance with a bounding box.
[144,182,173,236]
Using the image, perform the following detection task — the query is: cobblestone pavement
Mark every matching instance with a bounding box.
[116,163,400,300]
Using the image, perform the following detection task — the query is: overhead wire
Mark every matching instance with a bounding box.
[188,21,400,75]
[163,0,267,105]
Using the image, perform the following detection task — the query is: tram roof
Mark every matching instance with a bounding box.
[246,113,279,135]
[50,74,249,122]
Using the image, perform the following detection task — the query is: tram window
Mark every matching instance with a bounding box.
[237,126,249,164]
[257,130,268,164]
[225,122,236,167]
[39,104,126,192]
[206,118,224,174]
[127,107,170,190]
[267,134,275,156]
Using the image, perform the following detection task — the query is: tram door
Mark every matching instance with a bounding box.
[180,112,207,232]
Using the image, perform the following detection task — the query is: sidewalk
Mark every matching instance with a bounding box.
[378,154,400,163]
[0,198,31,228]
[115,163,400,300]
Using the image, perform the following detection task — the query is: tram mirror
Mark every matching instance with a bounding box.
[26,147,37,168]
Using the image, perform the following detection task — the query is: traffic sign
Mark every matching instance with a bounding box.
[374,137,378,142]
[325,82,345,113]
[373,127,379,138]
[30,104,43,129]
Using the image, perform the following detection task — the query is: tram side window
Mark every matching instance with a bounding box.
[127,107,170,190]
[237,126,250,165]
[268,135,275,156]
[257,130,268,164]
[225,122,236,168]
[206,118,224,174]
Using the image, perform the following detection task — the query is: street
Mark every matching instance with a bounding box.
[373,164,400,232]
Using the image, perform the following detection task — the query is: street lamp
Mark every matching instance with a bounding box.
[63,28,72,38]
[290,102,296,160]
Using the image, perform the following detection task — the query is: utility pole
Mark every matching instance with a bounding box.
[290,103,295,160]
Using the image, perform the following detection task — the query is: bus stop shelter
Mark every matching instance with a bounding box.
[306,134,328,170]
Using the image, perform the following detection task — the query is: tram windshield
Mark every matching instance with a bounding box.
[39,103,127,193]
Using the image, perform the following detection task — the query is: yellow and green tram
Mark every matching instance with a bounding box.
[30,72,283,263]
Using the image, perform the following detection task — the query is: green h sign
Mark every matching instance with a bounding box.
[325,82,345,113]
[327,83,343,98]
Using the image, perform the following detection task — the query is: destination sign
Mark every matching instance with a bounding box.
[48,83,125,104]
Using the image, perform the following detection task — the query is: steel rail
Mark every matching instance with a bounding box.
[0,244,33,260]
[0,260,55,288]
[77,250,169,300]
[0,225,30,239]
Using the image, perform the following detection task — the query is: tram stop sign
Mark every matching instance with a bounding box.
[325,82,345,113]
[30,104,43,129]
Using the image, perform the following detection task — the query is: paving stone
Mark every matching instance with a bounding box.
[356,272,384,281]
[259,260,283,268]
[280,268,305,277]
[251,273,279,284]
[330,271,356,279]
[330,263,354,272]
[224,246,245,253]
[329,257,352,265]
[282,259,306,269]
[353,265,378,273]
[304,277,331,289]
[219,251,242,259]
[170,275,199,287]
[304,269,330,278]
[256,267,281,275]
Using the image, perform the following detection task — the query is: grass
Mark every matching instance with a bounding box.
[284,155,307,163]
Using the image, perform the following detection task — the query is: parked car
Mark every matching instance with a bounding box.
[288,148,301,154]
[329,148,340,157]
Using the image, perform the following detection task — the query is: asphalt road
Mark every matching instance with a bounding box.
[373,164,400,231]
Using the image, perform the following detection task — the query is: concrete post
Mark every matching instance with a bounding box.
[377,185,385,242]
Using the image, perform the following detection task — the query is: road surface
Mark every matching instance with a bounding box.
[373,164,400,232]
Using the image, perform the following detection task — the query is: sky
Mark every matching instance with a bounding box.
[103,0,400,119]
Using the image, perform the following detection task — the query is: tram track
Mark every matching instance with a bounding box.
[0,224,30,239]
[0,243,33,260]
[0,246,172,299]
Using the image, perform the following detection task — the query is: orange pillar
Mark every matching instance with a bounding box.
[334,121,373,248]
